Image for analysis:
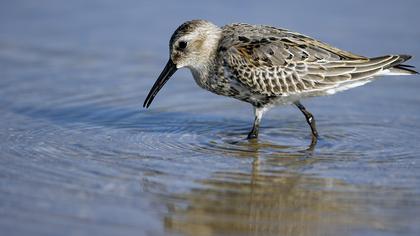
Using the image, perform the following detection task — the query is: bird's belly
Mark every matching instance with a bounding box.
[192,69,306,107]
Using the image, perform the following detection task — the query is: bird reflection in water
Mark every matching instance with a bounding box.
[162,139,391,236]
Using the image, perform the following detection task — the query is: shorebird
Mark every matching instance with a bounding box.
[143,20,417,144]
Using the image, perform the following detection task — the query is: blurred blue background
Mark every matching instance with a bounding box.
[1,1,419,236]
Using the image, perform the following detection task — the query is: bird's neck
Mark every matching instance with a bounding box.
[189,61,215,90]
[188,28,222,89]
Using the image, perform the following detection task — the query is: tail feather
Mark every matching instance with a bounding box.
[312,54,416,95]
[387,55,418,75]
[396,64,415,68]
[391,65,418,75]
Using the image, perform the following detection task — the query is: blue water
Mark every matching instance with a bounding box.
[1,1,420,235]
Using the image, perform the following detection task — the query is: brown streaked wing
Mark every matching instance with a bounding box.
[220,24,405,96]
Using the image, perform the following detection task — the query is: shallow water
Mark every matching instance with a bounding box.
[1,0,420,235]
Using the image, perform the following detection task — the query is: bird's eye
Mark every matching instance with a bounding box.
[178,41,188,49]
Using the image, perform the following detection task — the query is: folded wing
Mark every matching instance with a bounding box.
[220,24,415,96]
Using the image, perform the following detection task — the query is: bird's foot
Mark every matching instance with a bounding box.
[247,132,258,140]
[305,134,318,153]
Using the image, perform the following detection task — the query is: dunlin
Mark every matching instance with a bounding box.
[144,20,417,144]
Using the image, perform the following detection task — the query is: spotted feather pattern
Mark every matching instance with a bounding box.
[217,23,411,98]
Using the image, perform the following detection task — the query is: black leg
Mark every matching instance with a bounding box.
[247,117,260,139]
[294,101,318,144]
[247,107,265,139]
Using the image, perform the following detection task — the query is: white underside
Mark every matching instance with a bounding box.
[325,68,413,94]
[376,69,411,76]
[326,80,372,95]
[268,68,411,107]
[267,78,374,106]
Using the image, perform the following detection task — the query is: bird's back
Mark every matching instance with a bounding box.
[214,23,416,106]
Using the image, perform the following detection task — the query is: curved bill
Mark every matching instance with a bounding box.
[143,59,177,108]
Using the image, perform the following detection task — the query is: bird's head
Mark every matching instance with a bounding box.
[143,20,221,108]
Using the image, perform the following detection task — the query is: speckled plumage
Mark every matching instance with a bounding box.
[144,20,417,144]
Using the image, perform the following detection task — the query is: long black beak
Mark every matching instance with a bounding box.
[143,59,177,108]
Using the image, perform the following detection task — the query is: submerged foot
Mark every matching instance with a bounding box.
[247,132,258,140]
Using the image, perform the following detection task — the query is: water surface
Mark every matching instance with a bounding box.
[1,1,420,235]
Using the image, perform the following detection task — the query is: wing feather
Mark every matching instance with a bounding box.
[219,24,413,96]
